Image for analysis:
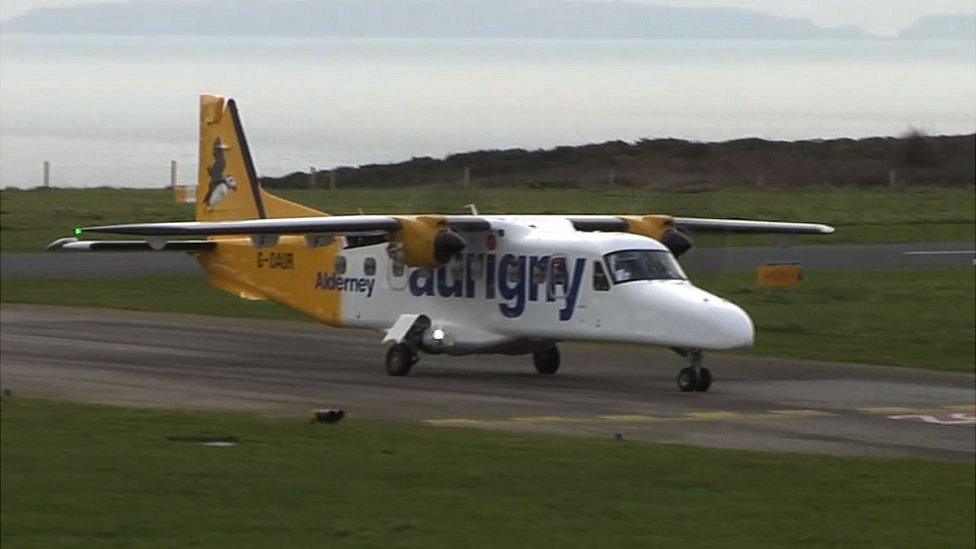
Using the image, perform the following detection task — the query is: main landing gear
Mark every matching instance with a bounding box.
[533,345,560,375]
[676,350,711,392]
[386,343,418,376]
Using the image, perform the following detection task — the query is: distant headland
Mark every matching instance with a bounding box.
[6,0,972,40]
[259,133,976,190]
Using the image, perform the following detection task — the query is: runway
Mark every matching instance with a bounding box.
[2,242,973,278]
[2,304,973,461]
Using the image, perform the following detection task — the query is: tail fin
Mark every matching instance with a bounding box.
[197,94,324,221]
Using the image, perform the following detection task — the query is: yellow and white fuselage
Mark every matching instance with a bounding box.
[50,95,832,391]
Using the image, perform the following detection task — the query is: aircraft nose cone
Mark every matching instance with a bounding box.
[641,282,755,350]
[709,300,754,349]
[433,230,466,263]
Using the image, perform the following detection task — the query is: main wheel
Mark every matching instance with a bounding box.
[694,367,712,392]
[677,367,697,392]
[386,344,414,377]
[533,346,560,375]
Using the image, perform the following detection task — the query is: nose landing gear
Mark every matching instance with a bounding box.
[676,350,711,392]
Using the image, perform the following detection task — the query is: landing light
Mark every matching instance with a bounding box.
[432,328,445,341]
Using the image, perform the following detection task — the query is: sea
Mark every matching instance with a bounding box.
[1,34,974,188]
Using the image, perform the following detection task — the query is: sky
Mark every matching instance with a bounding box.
[1,0,974,36]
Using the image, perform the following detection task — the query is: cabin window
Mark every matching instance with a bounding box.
[506,261,520,284]
[334,255,347,275]
[469,255,485,281]
[363,257,376,276]
[592,262,610,291]
[392,261,405,277]
[449,255,465,280]
[531,259,548,285]
[415,267,433,286]
[549,255,569,298]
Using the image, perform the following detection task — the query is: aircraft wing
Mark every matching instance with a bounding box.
[568,216,833,235]
[672,217,834,234]
[73,215,492,237]
[64,213,830,244]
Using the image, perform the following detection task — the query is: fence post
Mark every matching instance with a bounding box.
[43,161,50,188]
[170,160,178,188]
[309,166,317,189]
[329,170,337,190]
[462,166,470,188]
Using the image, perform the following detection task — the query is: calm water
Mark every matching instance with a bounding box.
[1,34,974,188]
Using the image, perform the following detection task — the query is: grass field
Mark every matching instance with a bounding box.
[2,269,973,372]
[1,186,973,251]
[2,398,973,548]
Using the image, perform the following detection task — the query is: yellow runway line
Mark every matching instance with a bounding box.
[425,408,837,428]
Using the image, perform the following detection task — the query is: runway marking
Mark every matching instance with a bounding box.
[425,408,835,428]
[426,406,976,429]
[888,413,976,426]
[509,415,581,424]
[858,404,976,426]
[859,406,923,414]
[424,419,492,427]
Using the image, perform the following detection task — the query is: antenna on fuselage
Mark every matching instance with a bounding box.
[464,203,479,215]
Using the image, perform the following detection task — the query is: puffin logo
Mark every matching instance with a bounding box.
[202,137,237,208]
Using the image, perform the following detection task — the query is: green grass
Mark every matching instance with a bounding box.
[2,398,973,548]
[0,275,308,322]
[2,269,973,372]
[2,187,973,252]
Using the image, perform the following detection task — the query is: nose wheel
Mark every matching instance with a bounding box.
[676,350,711,392]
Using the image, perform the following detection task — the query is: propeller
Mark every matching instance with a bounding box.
[433,230,466,263]
[662,229,693,257]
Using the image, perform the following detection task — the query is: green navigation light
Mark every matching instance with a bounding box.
[73,227,83,236]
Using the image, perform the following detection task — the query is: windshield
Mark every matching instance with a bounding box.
[604,249,686,283]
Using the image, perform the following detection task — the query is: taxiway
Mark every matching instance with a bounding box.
[2,304,972,461]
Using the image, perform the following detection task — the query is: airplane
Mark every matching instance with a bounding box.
[48,94,834,392]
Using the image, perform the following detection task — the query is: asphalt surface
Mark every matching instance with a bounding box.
[2,242,974,278]
[2,304,973,461]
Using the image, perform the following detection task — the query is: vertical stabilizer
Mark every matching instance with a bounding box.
[197,94,266,221]
[197,94,324,221]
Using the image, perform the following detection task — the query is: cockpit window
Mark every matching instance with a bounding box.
[604,250,686,283]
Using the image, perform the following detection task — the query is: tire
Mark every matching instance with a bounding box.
[677,367,697,392]
[694,367,712,392]
[386,344,414,376]
[533,346,560,375]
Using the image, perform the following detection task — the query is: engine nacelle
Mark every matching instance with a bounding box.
[387,215,466,267]
[620,214,674,240]
[620,214,693,257]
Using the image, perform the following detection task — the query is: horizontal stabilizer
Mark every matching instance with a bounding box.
[46,237,215,252]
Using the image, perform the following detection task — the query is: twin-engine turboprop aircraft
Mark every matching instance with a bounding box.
[49,95,834,392]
